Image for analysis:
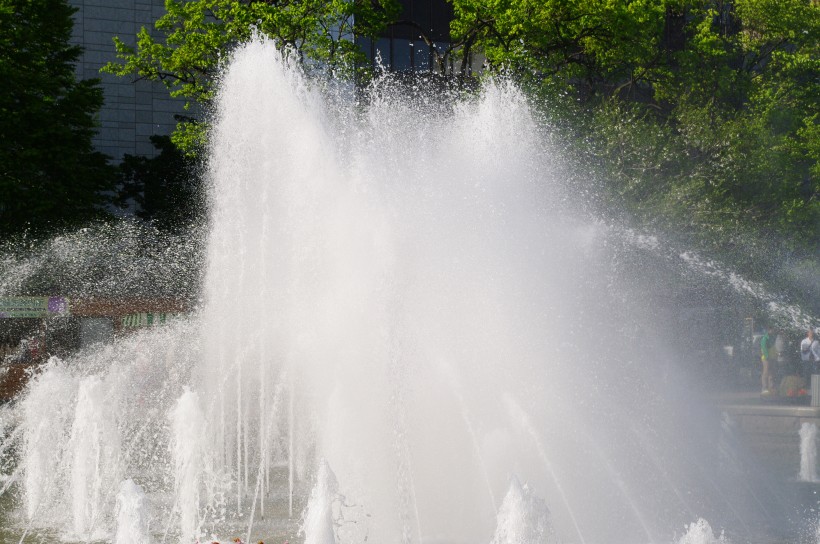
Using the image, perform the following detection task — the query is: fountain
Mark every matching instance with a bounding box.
[0,37,817,543]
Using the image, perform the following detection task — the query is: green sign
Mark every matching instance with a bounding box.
[121,312,178,328]
[0,297,69,318]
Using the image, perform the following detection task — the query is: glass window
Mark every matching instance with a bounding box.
[433,41,449,72]
[415,43,430,72]
[375,38,391,69]
[357,37,372,63]
[393,39,412,71]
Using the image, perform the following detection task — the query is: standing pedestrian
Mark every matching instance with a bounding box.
[761,326,774,394]
[801,328,820,375]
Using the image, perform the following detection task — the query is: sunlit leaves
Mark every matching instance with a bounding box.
[450,0,818,307]
[104,0,399,154]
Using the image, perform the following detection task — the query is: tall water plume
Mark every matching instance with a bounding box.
[20,361,78,525]
[193,38,754,542]
[170,388,208,542]
[4,37,809,543]
[69,375,121,539]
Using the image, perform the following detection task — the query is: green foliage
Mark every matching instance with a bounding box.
[100,0,817,305]
[0,0,116,236]
[116,136,204,232]
[454,0,818,255]
[451,0,669,102]
[104,0,400,154]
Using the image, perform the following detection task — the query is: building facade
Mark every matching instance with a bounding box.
[68,0,187,160]
[358,0,481,76]
[66,0,466,161]
[359,0,452,72]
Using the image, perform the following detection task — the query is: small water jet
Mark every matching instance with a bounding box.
[69,375,122,539]
[490,477,554,544]
[20,361,77,525]
[676,518,729,544]
[301,460,339,544]
[800,422,818,483]
[114,479,151,544]
[170,387,208,542]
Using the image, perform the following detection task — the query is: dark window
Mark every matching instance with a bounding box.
[393,39,412,71]
[357,36,373,58]
[414,42,430,72]
[375,38,391,69]
[357,0,454,73]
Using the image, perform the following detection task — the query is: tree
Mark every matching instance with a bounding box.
[104,0,400,154]
[116,135,204,232]
[0,0,116,236]
[450,0,670,104]
[451,0,818,311]
[451,0,818,231]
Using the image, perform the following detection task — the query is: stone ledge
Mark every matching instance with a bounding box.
[720,403,820,418]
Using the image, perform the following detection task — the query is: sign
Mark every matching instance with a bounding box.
[121,312,179,329]
[0,297,70,318]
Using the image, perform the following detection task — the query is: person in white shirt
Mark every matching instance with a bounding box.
[801,328,820,374]
[813,329,820,365]
[801,328,813,361]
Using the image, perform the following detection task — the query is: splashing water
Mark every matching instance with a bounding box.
[0,221,202,300]
[2,38,812,544]
[616,227,817,331]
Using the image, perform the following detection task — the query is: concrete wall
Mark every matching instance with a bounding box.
[722,403,820,480]
[68,0,188,160]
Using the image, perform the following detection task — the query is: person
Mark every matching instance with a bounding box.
[801,328,814,370]
[801,328,820,375]
[815,328,820,367]
[771,328,784,387]
[760,326,774,394]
